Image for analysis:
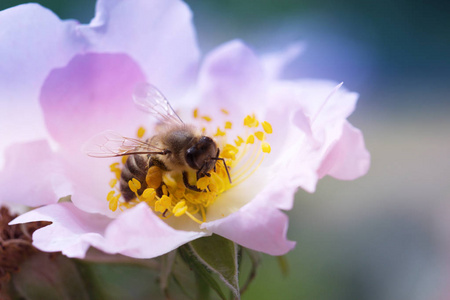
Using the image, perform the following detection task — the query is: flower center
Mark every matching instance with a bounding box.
[106,109,272,224]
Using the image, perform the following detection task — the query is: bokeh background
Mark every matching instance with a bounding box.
[1,0,449,299]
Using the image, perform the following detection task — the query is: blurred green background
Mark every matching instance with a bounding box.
[1,0,449,299]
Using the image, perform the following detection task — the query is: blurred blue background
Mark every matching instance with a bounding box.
[1,0,449,299]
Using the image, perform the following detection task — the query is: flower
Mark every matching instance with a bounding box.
[1,0,370,259]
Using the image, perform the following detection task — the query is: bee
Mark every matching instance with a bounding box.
[84,83,231,201]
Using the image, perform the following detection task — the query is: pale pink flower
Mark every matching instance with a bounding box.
[1,0,370,259]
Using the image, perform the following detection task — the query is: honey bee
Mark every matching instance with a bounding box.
[85,83,231,201]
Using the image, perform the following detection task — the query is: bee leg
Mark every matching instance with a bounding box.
[182,171,204,192]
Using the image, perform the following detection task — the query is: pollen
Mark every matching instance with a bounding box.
[105,110,273,225]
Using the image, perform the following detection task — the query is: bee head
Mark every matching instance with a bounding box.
[185,136,218,175]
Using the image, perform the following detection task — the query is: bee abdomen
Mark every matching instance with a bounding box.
[120,154,149,202]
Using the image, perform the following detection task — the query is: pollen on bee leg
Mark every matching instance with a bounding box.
[146,166,162,189]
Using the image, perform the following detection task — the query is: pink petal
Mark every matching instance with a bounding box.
[40,53,147,153]
[293,79,359,127]
[83,0,199,98]
[261,42,305,79]
[0,4,84,167]
[202,196,296,256]
[101,203,208,259]
[0,140,70,207]
[318,121,370,180]
[197,40,266,115]
[10,203,111,258]
[10,202,206,259]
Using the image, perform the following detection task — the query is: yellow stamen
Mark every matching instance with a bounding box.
[107,190,115,201]
[221,108,229,115]
[109,196,119,212]
[262,142,271,153]
[235,136,244,146]
[262,121,273,134]
[197,177,210,190]
[128,178,141,193]
[137,126,146,138]
[109,179,117,188]
[110,163,120,172]
[105,110,273,226]
[215,127,226,137]
[173,201,188,217]
[142,188,156,200]
[246,135,255,144]
[255,131,265,141]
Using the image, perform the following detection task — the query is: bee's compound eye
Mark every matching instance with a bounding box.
[185,147,199,169]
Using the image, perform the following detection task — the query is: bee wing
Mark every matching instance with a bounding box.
[133,82,184,125]
[83,130,166,158]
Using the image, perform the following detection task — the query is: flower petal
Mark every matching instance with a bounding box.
[318,121,370,180]
[261,42,305,79]
[0,140,70,207]
[197,40,266,115]
[9,202,111,258]
[40,53,147,153]
[0,4,84,168]
[100,203,208,259]
[202,196,296,256]
[82,0,200,97]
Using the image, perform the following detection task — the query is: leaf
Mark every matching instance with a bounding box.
[178,245,228,300]
[75,258,164,300]
[189,234,240,298]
